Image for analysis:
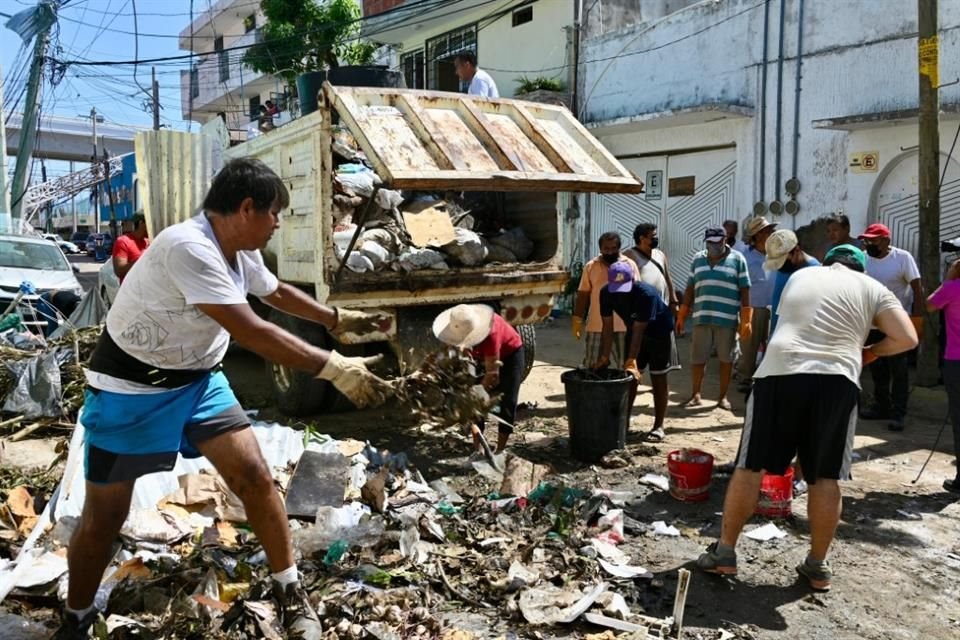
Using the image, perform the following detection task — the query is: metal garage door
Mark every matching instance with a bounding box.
[589,147,737,286]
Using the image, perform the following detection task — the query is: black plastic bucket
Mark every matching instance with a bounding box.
[297,66,406,117]
[296,71,328,117]
[561,368,633,462]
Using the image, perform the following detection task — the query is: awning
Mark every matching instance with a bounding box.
[324,83,643,193]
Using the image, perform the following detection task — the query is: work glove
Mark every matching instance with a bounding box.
[862,346,879,367]
[330,308,391,340]
[572,316,584,340]
[317,351,393,408]
[592,354,610,370]
[624,358,642,382]
[739,307,754,342]
[910,316,924,341]
[675,305,690,337]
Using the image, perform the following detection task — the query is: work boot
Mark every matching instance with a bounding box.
[887,414,906,432]
[273,582,323,640]
[859,405,889,420]
[51,609,98,639]
[696,541,737,575]
[796,558,833,592]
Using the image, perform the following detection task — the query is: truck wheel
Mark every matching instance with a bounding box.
[518,324,536,381]
[265,309,330,416]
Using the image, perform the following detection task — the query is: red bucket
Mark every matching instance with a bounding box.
[755,468,795,517]
[667,449,714,502]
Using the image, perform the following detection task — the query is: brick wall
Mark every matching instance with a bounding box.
[363,0,406,16]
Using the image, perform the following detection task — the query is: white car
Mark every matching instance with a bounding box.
[43,233,82,254]
[98,259,120,308]
[0,234,84,332]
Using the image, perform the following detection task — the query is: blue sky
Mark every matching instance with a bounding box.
[2,0,230,133]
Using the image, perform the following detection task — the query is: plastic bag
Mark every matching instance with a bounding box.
[485,243,518,264]
[360,241,393,270]
[441,228,488,266]
[293,503,386,556]
[395,248,447,272]
[2,348,69,418]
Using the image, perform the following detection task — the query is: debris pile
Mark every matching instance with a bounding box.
[394,349,499,428]
[0,418,689,638]
[331,126,537,275]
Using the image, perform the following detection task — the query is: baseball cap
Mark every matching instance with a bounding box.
[607,261,634,293]
[745,216,778,238]
[763,229,799,271]
[824,244,867,271]
[858,223,891,240]
[704,227,726,243]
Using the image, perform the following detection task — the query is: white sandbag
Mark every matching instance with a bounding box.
[346,253,376,273]
[375,188,403,210]
[360,241,393,270]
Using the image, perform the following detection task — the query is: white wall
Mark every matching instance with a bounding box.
[581,0,960,239]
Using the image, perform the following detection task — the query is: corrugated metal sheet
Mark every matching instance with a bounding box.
[135,131,219,236]
[324,83,644,194]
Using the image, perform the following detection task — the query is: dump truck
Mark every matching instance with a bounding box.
[143,84,643,415]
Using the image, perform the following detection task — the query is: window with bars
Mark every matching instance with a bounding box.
[425,24,477,91]
[401,49,425,89]
[216,36,229,83]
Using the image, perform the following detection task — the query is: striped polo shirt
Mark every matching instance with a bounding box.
[686,249,751,328]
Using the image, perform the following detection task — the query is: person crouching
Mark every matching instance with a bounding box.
[434,304,524,453]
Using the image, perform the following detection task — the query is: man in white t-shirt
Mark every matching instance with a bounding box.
[697,244,917,592]
[454,51,499,98]
[858,223,924,431]
[623,221,678,309]
[59,159,391,640]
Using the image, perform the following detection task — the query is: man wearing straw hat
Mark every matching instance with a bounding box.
[594,261,678,441]
[697,245,916,592]
[737,216,778,391]
[434,303,524,453]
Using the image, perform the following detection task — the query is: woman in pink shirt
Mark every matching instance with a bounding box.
[927,259,960,492]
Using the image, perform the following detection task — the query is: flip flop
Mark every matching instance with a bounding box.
[717,398,733,411]
[646,428,665,442]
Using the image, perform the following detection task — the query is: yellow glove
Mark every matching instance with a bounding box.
[572,316,584,340]
[331,308,391,340]
[317,351,393,408]
[739,307,754,342]
[675,304,690,336]
[624,358,642,382]
[910,316,924,341]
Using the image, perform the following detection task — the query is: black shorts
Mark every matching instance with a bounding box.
[629,331,680,375]
[736,374,859,484]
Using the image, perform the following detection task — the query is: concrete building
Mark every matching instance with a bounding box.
[579,0,960,284]
[361,0,575,100]
[178,0,285,134]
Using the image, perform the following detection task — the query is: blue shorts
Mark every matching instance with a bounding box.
[81,371,249,484]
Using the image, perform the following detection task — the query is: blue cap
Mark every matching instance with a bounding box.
[607,261,634,293]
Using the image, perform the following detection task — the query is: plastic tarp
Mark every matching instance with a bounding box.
[1,348,71,418]
[49,289,106,340]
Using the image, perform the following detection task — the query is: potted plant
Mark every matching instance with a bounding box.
[243,0,401,116]
[514,76,572,110]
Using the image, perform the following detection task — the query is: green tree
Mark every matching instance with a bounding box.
[243,0,378,82]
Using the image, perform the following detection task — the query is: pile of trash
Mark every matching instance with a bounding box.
[0,325,100,422]
[331,126,536,275]
[394,349,499,428]
[0,417,689,639]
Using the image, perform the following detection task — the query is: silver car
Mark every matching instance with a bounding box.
[0,234,84,332]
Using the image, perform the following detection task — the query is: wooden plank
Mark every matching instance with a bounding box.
[333,84,568,113]
[387,170,644,194]
[553,108,634,178]
[324,85,398,182]
[392,94,457,170]
[507,103,574,173]
[457,99,519,171]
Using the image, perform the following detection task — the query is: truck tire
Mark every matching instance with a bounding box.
[518,324,536,381]
[265,309,330,416]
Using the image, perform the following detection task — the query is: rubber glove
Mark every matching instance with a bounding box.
[572,316,584,340]
[593,354,610,370]
[317,351,393,408]
[739,307,754,342]
[910,316,924,341]
[624,358,642,382]
[675,304,690,336]
[331,308,391,340]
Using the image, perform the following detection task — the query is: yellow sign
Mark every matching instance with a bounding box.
[919,35,939,88]
[849,151,880,173]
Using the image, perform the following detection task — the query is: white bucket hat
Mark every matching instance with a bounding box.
[433,304,496,349]
[763,229,799,271]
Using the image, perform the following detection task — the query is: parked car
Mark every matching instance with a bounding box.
[71,231,90,252]
[0,234,84,333]
[43,233,81,254]
[86,233,114,258]
[98,259,119,308]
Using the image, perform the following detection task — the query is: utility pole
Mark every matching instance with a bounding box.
[69,160,77,234]
[9,9,53,222]
[103,151,118,239]
[91,107,100,234]
[917,0,941,386]
[152,66,161,131]
[0,64,10,217]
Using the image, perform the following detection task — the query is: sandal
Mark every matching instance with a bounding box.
[646,427,665,442]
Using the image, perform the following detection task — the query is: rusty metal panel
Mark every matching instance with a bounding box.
[324,83,643,194]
